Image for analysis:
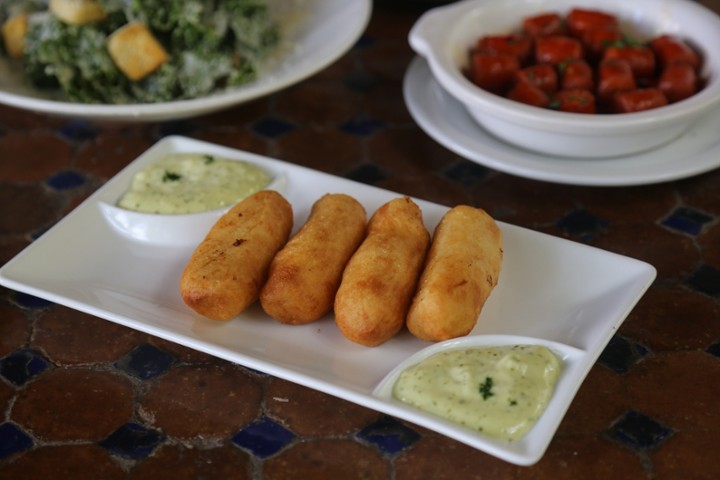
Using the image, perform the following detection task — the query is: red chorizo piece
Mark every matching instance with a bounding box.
[612,88,668,113]
[552,89,596,113]
[650,35,701,70]
[469,52,520,93]
[507,81,551,107]
[581,25,622,59]
[560,59,593,91]
[566,8,618,38]
[515,64,558,94]
[603,45,656,82]
[598,59,636,103]
[535,35,583,65]
[522,12,567,37]
[477,34,533,65]
[658,62,698,102]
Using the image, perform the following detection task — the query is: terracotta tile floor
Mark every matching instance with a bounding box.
[2,1,720,478]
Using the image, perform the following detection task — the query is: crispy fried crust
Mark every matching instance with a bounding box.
[180,190,293,321]
[406,205,502,341]
[260,193,366,325]
[334,197,430,347]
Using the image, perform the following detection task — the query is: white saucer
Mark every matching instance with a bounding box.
[403,57,720,186]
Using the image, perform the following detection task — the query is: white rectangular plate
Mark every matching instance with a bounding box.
[0,136,656,465]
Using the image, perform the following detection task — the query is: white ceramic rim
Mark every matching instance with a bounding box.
[402,56,720,186]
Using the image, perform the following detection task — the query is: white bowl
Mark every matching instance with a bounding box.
[409,0,720,158]
[98,174,287,247]
[373,335,586,465]
[96,137,288,247]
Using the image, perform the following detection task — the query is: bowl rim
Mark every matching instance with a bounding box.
[410,0,720,133]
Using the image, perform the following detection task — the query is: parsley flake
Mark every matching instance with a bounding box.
[479,377,494,400]
[162,171,182,182]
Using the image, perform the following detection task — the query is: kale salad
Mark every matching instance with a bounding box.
[0,0,280,104]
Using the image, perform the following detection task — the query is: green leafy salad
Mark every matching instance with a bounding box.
[0,0,280,104]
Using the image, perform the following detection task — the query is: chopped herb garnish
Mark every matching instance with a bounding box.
[622,34,645,47]
[204,155,215,164]
[479,377,494,400]
[606,35,645,50]
[163,171,182,182]
[509,399,518,406]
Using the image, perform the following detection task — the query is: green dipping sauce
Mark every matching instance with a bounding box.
[392,345,561,441]
[117,153,271,214]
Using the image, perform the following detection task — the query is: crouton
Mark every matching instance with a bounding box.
[107,22,169,81]
[49,0,107,25]
[1,14,28,59]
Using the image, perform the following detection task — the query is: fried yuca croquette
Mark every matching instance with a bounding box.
[180,190,292,321]
[406,205,502,341]
[260,193,366,325]
[334,197,430,347]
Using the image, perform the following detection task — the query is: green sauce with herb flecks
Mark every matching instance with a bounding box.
[392,345,561,441]
[117,153,270,214]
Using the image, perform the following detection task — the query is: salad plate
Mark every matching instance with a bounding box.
[0,1,371,122]
[0,136,656,465]
[404,57,720,186]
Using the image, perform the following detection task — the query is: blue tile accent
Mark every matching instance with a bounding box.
[607,411,672,450]
[243,366,269,377]
[99,422,165,459]
[10,291,53,309]
[252,117,296,138]
[0,423,34,460]
[356,416,420,455]
[46,171,87,191]
[345,163,389,185]
[56,120,99,142]
[31,227,52,240]
[0,349,49,387]
[231,416,295,459]
[354,35,376,49]
[443,160,490,186]
[114,344,175,381]
[340,117,384,136]
[708,340,720,358]
[597,335,648,374]
[686,264,720,297]
[661,207,713,236]
[157,121,198,137]
[556,209,609,241]
[344,70,378,92]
